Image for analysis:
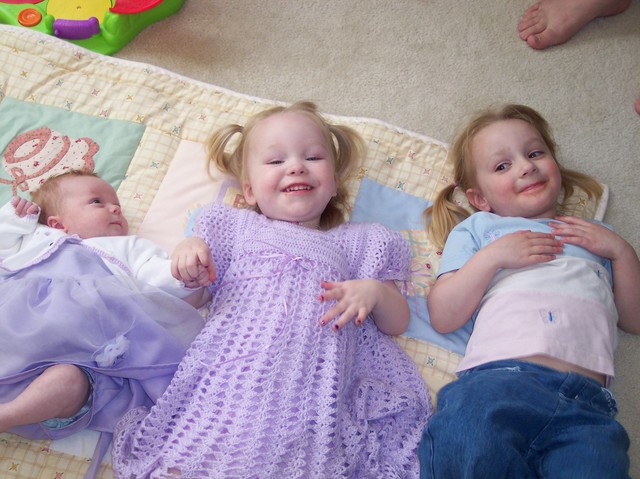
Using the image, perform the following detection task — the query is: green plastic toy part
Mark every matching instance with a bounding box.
[0,0,185,55]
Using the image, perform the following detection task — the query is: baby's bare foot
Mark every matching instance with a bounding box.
[518,0,631,49]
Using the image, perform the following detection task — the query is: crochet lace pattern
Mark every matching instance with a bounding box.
[112,204,433,478]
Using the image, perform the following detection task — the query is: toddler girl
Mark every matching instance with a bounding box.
[112,101,432,479]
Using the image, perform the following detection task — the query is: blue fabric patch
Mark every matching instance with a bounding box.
[351,177,431,231]
[0,97,145,204]
[405,294,471,355]
[351,177,468,354]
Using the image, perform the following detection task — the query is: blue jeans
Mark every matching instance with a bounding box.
[418,360,630,479]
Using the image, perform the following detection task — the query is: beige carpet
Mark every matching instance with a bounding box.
[117,0,640,475]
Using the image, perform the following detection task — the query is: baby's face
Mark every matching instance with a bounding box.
[53,176,129,238]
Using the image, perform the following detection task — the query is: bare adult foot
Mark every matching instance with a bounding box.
[518,0,631,49]
[635,98,640,116]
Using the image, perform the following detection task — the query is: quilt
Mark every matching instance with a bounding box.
[0,24,607,479]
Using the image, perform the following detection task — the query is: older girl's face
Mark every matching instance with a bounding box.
[242,111,337,229]
[465,119,562,219]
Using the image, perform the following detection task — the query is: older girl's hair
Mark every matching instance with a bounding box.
[205,101,365,230]
[425,104,603,248]
[30,170,98,225]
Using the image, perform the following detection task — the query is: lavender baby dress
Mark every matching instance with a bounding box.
[0,242,201,439]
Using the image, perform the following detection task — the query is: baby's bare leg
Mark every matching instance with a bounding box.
[518,0,630,49]
[0,364,90,432]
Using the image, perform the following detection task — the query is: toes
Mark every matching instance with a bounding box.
[526,34,545,49]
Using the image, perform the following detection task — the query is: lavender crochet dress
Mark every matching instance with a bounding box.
[112,203,432,479]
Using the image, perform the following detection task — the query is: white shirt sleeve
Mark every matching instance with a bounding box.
[86,235,197,298]
[0,200,39,258]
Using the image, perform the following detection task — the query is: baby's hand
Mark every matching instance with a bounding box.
[318,279,379,331]
[171,237,216,287]
[11,196,40,218]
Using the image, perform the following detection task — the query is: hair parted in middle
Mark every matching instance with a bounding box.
[205,101,366,230]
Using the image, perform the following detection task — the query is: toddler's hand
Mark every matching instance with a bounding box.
[487,230,562,269]
[318,279,379,331]
[551,216,628,261]
[11,196,40,218]
[171,237,216,287]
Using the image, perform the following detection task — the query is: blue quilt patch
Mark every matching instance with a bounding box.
[351,177,431,230]
[406,294,471,355]
[351,177,469,355]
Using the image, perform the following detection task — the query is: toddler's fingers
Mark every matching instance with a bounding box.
[319,308,335,327]
[319,280,344,302]
[183,278,200,288]
[198,252,216,282]
[319,300,345,327]
[190,247,214,283]
[185,260,204,281]
[320,280,338,290]
[331,309,364,332]
[173,257,197,282]
[11,196,25,210]
[196,267,215,286]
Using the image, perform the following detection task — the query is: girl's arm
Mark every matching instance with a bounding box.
[552,216,640,334]
[372,280,410,335]
[610,245,640,334]
[105,235,213,300]
[318,279,410,336]
[429,231,563,333]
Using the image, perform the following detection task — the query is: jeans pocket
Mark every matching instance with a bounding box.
[588,387,619,417]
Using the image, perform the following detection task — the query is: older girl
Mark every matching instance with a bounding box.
[419,104,640,479]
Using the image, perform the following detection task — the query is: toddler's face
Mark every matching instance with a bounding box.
[465,119,561,220]
[50,175,129,238]
[242,111,337,229]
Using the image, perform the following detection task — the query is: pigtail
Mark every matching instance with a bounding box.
[425,183,471,250]
[558,167,604,214]
[329,123,365,180]
[206,124,245,180]
[423,114,478,249]
[320,123,366,230]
